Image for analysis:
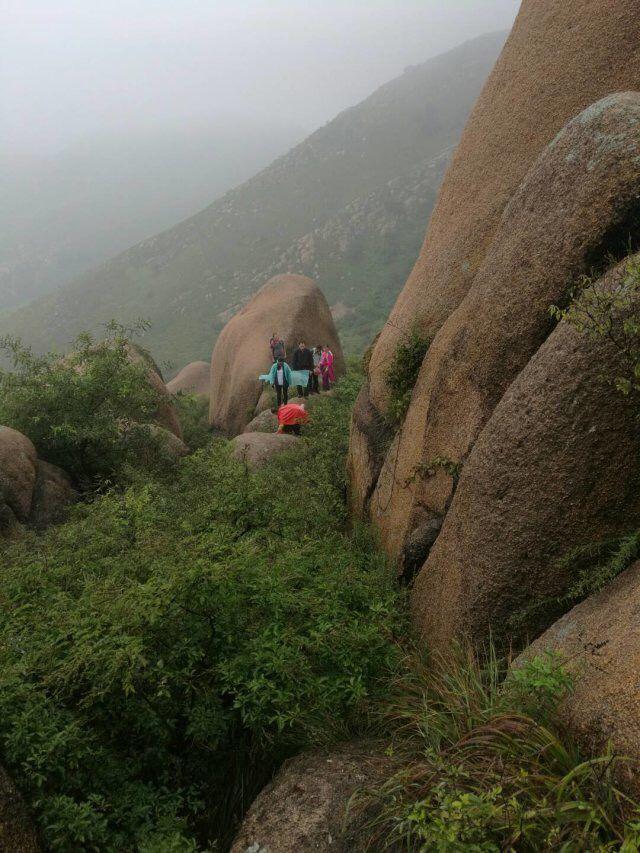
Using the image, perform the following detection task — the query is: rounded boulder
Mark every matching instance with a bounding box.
[209,274,344,436]
[167,361,210,398]
[230,432,299,471]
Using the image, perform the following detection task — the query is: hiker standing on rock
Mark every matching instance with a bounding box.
[292,340,314,397]
[319,345,335,391]
[267,357,291,406]
[269,333,286,362]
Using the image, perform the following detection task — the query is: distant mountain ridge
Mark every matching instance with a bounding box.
[1,32,506,370]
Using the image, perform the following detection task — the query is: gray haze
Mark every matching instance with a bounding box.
[2,0,520,158]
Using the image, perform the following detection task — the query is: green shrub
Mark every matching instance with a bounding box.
[385,328,431,425]
[172,393,211,450]
[551,255,640,401]
[354,643,640,851]
[0,370,404,850]
[0,323,164,488]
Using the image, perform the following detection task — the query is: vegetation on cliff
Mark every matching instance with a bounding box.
[0,370,404,849]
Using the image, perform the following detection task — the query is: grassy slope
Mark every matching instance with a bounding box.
[0,33,505,371]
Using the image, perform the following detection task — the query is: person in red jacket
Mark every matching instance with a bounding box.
[276,402,310,435]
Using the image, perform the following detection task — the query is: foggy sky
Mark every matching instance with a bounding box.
[2,0,520,157]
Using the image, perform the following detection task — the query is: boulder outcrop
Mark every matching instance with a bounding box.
[0,764,41,851]
[231,432,299,471]
[516,562,640,797]
[0,427,76,536]
[209,274,344,436]
[0,427,38,529]
[368,92,640,565]
[231,745,390,853]
[365,0,640,417]
[411,258,640,649]
[166,361,210,398]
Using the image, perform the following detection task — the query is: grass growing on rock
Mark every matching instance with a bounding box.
[0,370,406,850]
[353,644,640,851]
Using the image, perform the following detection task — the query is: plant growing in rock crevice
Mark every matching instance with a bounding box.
[384,327,431,426]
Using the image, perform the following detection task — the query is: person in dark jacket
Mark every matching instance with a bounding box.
[269,333,286,362]
[291,340,314,396]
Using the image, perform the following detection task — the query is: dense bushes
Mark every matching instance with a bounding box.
[0,371,404,849]
[0,324,165,488]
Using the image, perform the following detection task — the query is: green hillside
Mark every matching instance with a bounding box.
[1,32,505,371]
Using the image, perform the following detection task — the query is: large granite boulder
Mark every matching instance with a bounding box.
[232,745,390,853]
[365,0,640,417]
[230,432,299,471]
[369,93,640,565]
[0,764,41,851]
[516,562,640,797]
[411,258,640,650]
[209,274,344,436]
[0,427,38,530]
[166,361,210,398]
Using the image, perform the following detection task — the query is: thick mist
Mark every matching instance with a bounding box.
[3,0,520,157]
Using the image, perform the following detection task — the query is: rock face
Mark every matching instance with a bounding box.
[367,92,640,565]
[517,562,640,796]
[0,764,41,851]
[209,274,344,436]
[231,746,390,853]
[365,0,640,418]
[166,361,210,398]
[230,432,299,471]
[412,259,640,649]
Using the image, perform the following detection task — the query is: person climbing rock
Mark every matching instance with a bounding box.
[319,344,335,391]
[269,333,286,362]
[311,345,322,394]
[276,401,310,435]
[266,357,292,406]
[291,340,314,396]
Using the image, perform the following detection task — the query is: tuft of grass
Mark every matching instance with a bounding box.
[351,643,640,851]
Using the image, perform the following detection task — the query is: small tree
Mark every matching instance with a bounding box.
[0,322,163,488]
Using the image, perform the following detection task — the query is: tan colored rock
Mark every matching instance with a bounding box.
[230,432,299,471]
[243,410,278,434]
[370,93,640,564]
[231,745,390,853]
[0,427,38,527]
[346,387,392,520]
[516,562,640,797]
[366,0,640,416]
[209,274,345,436]
[29,461,77,530]
[412,259,640,650]
[166,361,210,398]
[0,764,41,851]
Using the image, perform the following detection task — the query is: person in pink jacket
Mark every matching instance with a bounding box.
[319,345,335,391]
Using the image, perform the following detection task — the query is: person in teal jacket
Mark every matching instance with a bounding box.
[267,357,292,406]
